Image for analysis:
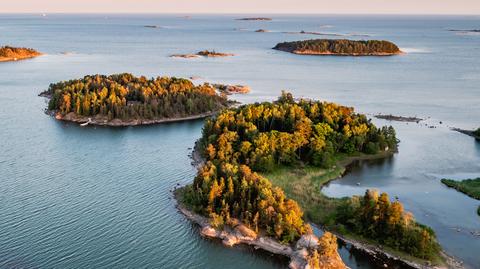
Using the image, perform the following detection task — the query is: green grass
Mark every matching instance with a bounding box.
[441,178,480,200]
[261,152,446,267]
[262,164,348,225]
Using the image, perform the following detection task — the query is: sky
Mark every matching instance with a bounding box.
[1,0,480,14]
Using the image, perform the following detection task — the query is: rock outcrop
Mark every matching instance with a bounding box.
[175,195,347,269]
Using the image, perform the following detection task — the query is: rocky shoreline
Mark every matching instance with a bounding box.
[174,189,346,269]
[50,111,217,127]
[332,232,463,269]
[189,143,462,269]
[277,48,403,56]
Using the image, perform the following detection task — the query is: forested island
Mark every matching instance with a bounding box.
[273,39,402,56]
[0,46,42,62]
[177,92,446,268]
[441,178,480,216]
[375,114,423,123]
[41,73,231,126]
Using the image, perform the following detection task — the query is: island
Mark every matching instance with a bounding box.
[283,31,370,37]
[375,114,423,123]
[255,29,269,33]
[236,17,272,21]
[441,178,480,216]
[449,29,480,33]
[273,39,402,56]
[213,84,251,95]
[40,73,231,126]
[0,46,42,62]
[177,92,449,268]
[171,50,234,58]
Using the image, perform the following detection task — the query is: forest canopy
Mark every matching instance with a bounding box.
[43,73,229,123]
[183,92,441,260]
[184,92,398,243]
[273,39,401,56]
[0,46,41,61]
[474,128,480,137]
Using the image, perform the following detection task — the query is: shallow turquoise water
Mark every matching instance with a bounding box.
[0,14,479,268]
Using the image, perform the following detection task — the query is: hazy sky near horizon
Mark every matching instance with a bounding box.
[2,0,480,14]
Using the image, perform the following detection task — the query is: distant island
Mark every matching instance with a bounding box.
[40,73,231,126]
[177,92,448,268]
[273,39,402,56]
[236,17,272,21]
[0,46,42,62]
[144,25,161,28]
[255,29,269,33]
[375,114,423,123]
[441,178,480,216]
[171,50,234,58]
[283,31,370,37]
[448,29,480,33]
[213,84,250,95]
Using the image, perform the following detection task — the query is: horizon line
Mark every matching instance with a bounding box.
[0,12,479,16]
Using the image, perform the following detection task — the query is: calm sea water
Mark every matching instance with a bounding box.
[0,14,479,269]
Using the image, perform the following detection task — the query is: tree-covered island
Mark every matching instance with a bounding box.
[273,39,402,56]
[177,92,447,268]
[0,46,42,62]
[41,73,232,126]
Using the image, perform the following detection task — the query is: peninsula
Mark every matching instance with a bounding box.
[40,73,231,126]
[453,127,480,140]
[177,92,447,268]
[442,178,480,216]
[273,39,402,56]
[0,46,42,62]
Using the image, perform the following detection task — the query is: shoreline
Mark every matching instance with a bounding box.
[189,143,463,269]
[40,92,237,127]
[273,47,403,56]
[452,128,480,140]
[0,54,42,62]
[51,111,218,127]
[173,188,326,269]
[330,230,462,269]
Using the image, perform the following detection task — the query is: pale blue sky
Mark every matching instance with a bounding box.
[2,0,480,14]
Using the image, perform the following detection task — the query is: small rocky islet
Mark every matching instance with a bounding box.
[0,46,42,62]
[171,50,235,58]
[273,39,402,56]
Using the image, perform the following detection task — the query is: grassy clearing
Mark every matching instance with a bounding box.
[262,151,447,267]
[262,164,347,225]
